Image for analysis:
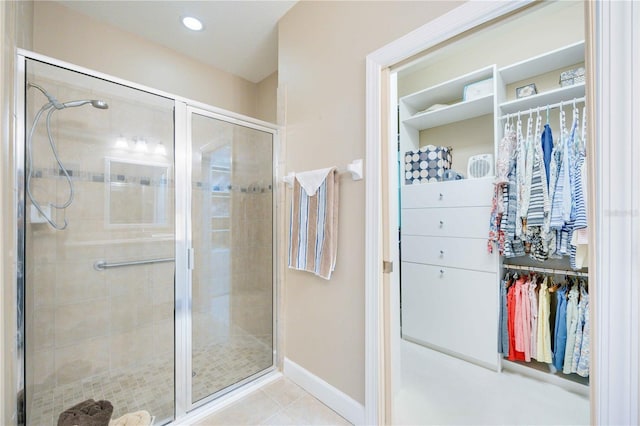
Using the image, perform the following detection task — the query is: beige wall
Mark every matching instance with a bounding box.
[257,71,278,123]
[278,0,461,404]
[31,1,266,119]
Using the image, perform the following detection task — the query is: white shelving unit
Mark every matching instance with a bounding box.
[500,83,585,114]
[403,94,494,129]
[499,41,584,85]
[399,65,496,155]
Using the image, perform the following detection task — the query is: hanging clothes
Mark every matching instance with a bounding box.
[570,282,589,376]
[571,109,588,269]
[541,123,554,188]
[552,285,568,372]
[574,283,590,377]
[488,123,517,254]
[499,278,510,356]
[507,280,526,361]
[493,104,588,268]
[563,282,580,374]
[514,276,531,361]
[529,275,539,360]
[536,277,553,363]
[504,167,526,258]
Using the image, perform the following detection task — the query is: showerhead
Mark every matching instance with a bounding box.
[91,100,109,109]
[61,99,109,109]
[28,82,109,110]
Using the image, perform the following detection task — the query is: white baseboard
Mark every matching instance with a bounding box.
[283,357,365,425]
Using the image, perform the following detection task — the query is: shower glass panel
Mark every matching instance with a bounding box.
[190,112,274,404]
[24,59,176,425]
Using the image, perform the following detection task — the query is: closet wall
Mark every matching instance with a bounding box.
[398,3,584,97]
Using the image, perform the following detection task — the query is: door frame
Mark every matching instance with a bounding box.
[180,105,279,413]
[364,1,640,425]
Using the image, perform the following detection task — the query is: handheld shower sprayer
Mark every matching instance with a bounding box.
[28,82,109,110]
[26,82,109,230]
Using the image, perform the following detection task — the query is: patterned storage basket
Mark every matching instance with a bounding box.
[404,145,452,184]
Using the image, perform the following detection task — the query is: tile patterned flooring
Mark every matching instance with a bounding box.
[28,332,273,426]
[193,378,351,426]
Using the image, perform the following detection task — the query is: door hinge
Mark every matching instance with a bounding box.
[383,260,393,274]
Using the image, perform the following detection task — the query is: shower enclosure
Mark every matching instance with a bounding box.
[18,54,276,425]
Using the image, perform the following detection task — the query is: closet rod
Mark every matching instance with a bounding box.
[503,264,588,277]
[499,96,586,120]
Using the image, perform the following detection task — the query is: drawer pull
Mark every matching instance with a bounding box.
[439,269,445,276]
[439,250,445,256]
[438,193,443,200]
[439,220,444,228]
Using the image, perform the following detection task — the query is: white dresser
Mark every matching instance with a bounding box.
[400,177,500,369]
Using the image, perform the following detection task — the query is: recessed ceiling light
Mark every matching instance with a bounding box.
[182,16,203,31]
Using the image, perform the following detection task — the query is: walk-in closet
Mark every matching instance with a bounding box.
[394,2,590,423]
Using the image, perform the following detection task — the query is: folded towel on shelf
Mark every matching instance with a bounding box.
[289,167,339,280]
[57,399,113,426]
[109,410,152,426]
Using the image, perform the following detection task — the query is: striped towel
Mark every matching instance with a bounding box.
[289,168,339,280]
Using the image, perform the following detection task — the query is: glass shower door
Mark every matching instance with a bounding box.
[189,110,274,405]
[24,59,176,425]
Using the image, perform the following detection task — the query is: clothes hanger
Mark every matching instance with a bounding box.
[546,104,550,124]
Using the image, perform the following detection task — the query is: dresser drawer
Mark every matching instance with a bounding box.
[402,178,493,209]
[402,235,497,273]
[400,262,499,369]
[401,206,491,239]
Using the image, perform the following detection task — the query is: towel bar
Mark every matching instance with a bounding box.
[284,158,364,188]
[94,257,174,271]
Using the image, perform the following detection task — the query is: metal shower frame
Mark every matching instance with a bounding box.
[15,49,281,424]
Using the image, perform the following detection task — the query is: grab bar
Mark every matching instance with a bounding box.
[94,257,174,271]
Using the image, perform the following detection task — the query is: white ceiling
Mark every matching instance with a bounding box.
[56,1,297,83]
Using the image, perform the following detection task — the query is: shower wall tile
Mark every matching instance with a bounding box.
[54,300,110,347]
[32,305,55,350]
[30,229,58,264]
[56,240,106,263]
[110,294,155,334]
[32,263,56,306]
[31,349,56,389]
[55,261,107,305]
[152,301,173,323]
[108,267,149,298]
[65,181,105,221]
[109,325,155,372]
[55,338,110,386]
[153,319,174,356]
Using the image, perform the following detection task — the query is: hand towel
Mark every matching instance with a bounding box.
[57,399,113,426]
[289,167,339,279]
[294,167,334,197]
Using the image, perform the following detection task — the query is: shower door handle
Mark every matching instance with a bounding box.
[188,248,195,270]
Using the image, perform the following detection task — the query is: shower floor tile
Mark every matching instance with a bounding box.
[28,329,273,426]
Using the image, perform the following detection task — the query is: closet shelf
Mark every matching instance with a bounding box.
[499,83,585,114]
[403,94,493,130]
[400,66,494,110]
[499,41,585,84]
